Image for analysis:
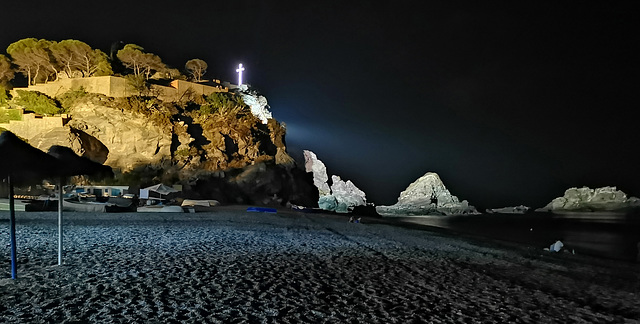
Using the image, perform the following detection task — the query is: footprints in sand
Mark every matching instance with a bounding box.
[1,212,638,322]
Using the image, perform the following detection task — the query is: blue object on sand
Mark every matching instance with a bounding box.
[247,207,277,213]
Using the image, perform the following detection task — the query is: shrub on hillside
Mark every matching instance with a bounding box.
[57,87,90,111]
[113,96,175,128]
[0,108,22,123]
[13,90,62,115]
[0,87,9,107]
[125,74,149,96]
[199,92,247,116]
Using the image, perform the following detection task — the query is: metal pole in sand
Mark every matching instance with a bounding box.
[58,177,63,266]
[8,174,17,279]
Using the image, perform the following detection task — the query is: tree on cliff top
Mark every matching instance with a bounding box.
[6,38,112,85]
[185,59,207,82]
[50,40,112,78]
[0,54,14,88]
[6,38,57,85]
[117,44,167,80]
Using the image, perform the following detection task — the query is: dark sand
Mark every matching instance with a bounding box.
[1,207,639,323]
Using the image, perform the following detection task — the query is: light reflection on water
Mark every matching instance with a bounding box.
[395,211,640,262]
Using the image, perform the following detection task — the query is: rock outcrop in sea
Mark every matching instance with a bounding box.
[328,175,367,213]
[536,186,640,212]
[486,205,530,214]
[303,150,367,213]
[376,172,478,216]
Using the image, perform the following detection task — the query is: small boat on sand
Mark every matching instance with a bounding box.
[137,198,185,213]
[137,205,185,213]
[63,195,136,212]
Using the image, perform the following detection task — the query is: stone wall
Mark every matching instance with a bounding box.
[10,76,132,98]
[169,80,227,98]
[0,112,69,141]
[10,76,228,101]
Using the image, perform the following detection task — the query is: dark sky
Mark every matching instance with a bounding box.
[2,1,638,209]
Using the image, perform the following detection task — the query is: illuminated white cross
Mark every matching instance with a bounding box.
[236,63,245,85]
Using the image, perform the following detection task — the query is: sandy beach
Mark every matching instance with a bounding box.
[1,207,639,323]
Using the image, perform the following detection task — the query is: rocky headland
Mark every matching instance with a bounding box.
[3,84,317,207]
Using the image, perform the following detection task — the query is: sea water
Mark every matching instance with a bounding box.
[396,211,640,262]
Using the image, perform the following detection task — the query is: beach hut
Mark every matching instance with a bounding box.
[47,145,113,266]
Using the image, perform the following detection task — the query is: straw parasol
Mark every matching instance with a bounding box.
[0,131,61,279]
[0,132,113,278]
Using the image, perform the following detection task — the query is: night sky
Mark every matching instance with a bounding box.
[2,2,638,209]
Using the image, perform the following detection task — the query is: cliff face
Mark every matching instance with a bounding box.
[70,100,173,170]
[30,97,173,172]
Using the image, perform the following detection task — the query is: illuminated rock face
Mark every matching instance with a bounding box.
[238,91,272,124]
[303,150,367,213]
[30,101,172,171]
[537,187,640,212]
[376,172,478,216]
[330,175,367,213]
[303,150,331,196]
[67,102,173,171]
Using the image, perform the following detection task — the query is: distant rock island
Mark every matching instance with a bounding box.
[486,205,530,214]
[376,172,478,216]
[537,186,640,213]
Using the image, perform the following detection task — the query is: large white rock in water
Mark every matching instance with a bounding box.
[303,150,331,196]
[537,186,640,212]
[238,91,273,124]
[329,175,367,213]
[376,172,478,216]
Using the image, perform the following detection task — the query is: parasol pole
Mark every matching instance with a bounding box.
[8,174,17,279]
[58,176,63,266]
